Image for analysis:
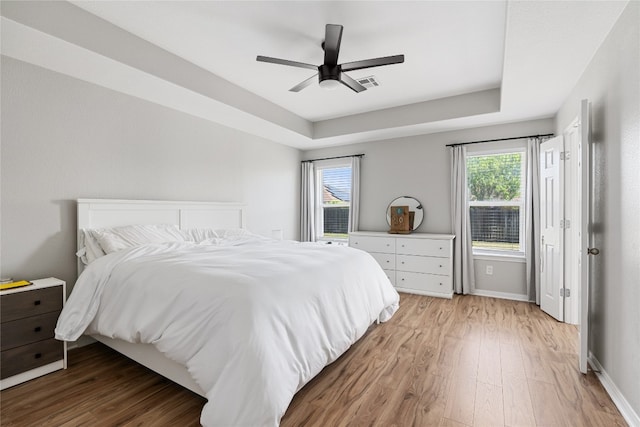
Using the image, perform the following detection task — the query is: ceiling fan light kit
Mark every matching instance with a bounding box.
[319,79,341,90]
[257,24,404,93]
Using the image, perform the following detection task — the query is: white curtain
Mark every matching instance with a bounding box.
[348,156,361,232]
[526,137,542,304]
[300,161,316,242]
[450,145,475,294]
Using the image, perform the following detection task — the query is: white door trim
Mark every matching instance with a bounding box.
[579,99,592,374]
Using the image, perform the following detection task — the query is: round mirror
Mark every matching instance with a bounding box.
[386,196,424,230]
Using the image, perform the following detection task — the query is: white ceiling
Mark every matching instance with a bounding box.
[71,1,507,122]
[0,1,630,149]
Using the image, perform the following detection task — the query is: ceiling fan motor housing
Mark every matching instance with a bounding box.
[319,64,341,83]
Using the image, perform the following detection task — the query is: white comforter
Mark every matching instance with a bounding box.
[56,237,399,426]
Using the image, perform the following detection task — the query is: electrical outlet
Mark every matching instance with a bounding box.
[486,265,493,275]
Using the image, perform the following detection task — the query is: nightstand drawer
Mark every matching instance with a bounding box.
[0,338,63,379]
[1,311,60,351]
[0,286,63,322]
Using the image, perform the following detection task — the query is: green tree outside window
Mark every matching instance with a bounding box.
[467,153,522,201]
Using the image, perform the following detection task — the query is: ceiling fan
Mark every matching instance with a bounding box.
[256,24,404,93]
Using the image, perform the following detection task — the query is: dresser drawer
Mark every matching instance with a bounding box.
[0,338,64,380]
[370,252,396,270]
[396,271,452,295]
[396,238,451,257]
[1,286,63,322]
[397,254,450,275]
[350,235,395,253]
[1,311,60,351]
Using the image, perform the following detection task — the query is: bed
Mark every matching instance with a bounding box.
[56,199,400,426]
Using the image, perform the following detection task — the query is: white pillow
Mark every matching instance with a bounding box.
[76,229,107,265]
[181,228,219,243]
[91,224,186,254]
[86,229,107,262]
[215,228,250,239]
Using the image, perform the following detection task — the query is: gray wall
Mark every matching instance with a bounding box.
[304,118,554,298]
[555,2,639,417]
[1,57,301,289]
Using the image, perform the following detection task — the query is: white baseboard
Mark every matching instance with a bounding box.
[589,352,640,427]
[395,287,453,299]
[469,289,530,302]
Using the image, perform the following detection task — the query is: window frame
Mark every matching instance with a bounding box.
[314,159,352,244]
[466,147,527,258]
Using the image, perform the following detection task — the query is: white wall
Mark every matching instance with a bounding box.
[304,118,553,298]
[555,2,639,420]
[0,57,301,288]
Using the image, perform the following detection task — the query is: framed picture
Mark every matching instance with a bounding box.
[389,205,413,234]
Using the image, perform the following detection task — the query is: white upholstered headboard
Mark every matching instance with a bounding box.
[77,198,246,274]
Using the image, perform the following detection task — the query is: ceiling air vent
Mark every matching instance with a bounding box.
[356,76,379,88]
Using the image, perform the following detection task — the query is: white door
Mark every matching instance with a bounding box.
[540,136,564,321]
[579,99,593,374]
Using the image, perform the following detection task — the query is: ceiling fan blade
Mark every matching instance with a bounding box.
[256,55,317,71]
[289,74,318,92]
[340,72,366,93]
[340,54,405,72]
[323,24,343,66]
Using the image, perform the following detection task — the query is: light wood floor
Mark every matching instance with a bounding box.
[0,293,627,426]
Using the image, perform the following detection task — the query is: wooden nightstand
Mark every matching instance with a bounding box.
[0,278,67,390]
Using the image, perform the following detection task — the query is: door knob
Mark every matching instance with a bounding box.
[587,248,600,255]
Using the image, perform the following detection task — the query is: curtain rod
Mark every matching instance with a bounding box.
[301,153,365,163]
[446,133,554,148]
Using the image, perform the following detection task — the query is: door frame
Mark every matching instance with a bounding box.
[578,99,591,374]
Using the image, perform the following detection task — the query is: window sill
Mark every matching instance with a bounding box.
[473,251,526,263]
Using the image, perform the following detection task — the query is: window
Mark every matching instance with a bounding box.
[466,149,526,255]
[315,162,352,243]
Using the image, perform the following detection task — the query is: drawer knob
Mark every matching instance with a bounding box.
[34,353,42,359]
[34,326,42,333]
[402,278,405,281]
[440,247,443,250]
[34,300,41,306]
[439,265,443,268]
[401,261,405,264]
[439,283,443,286]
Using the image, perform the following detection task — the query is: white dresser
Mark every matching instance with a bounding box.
[349,231,455,299]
